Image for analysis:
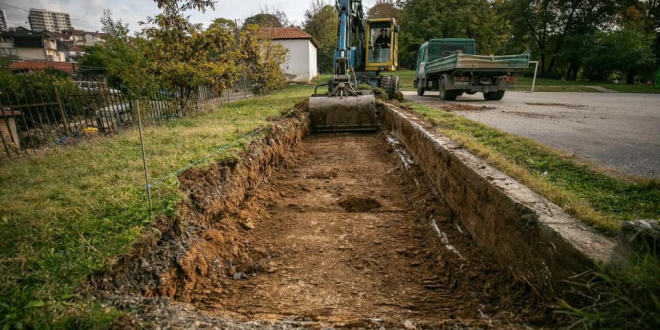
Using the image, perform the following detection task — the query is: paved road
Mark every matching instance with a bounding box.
[403,91,660,179]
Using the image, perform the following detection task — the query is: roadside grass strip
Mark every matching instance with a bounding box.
[404,101,660,234]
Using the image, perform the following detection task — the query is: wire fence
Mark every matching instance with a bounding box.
[0,74,253,161]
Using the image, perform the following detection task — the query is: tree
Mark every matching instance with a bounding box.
[142,2,242,111]
[583,23,656,83]
[397,0,512,68]
[506,0,618,78]
[79,10,153,90]
[243,6,291,28]
[367,0,402,21]
[239,25,288,93]
[303,0,338,73]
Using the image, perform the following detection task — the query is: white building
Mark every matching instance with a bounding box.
[259,27,318,83]
[28,8,72,32]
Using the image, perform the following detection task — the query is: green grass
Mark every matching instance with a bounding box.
[382,69,660,94]
[0,85,313,328]
[404,101,660,234]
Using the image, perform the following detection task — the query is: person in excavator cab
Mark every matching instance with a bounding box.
[373,28,391,63]
[374,28,391,49]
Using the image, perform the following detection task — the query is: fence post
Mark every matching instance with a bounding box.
[54,87,70,136]
[136,100,153,210]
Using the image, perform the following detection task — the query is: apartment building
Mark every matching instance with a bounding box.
[28,8,72,32]
[0,9,8,31]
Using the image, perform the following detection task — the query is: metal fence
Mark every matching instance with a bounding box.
[0,75,252,161]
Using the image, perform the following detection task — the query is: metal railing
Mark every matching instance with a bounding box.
[0,75,253,161]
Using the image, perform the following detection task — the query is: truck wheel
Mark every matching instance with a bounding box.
[440,78,457,101]
[484,90,505,101]
[416,79,425,96]
[379,75,393,98]
[388,75,400,98]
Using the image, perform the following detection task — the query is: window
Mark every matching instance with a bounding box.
[368,21,392,64]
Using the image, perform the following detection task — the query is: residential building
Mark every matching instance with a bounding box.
[258,27,319,83]
[28,8,72,32]
[58,29,107,47]
[0,27,67,62]
[0,9,7,31]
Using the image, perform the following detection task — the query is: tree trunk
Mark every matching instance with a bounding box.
[626,69,636,85]
[540,53,547,77]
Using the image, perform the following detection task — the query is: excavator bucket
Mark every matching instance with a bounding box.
[308,94,377,132]
[308,93,377,133]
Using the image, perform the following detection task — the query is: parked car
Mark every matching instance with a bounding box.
[76,81,121,94]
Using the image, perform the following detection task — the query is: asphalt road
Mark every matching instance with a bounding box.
[403,90,660,179]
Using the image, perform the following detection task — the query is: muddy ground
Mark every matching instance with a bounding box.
[98,116,550,328]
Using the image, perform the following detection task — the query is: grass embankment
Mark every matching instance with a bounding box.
[384,69,660,94]
[404,101,660,234]
[0,85,312,328]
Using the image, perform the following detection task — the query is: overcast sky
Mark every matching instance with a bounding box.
[1,0,379,32]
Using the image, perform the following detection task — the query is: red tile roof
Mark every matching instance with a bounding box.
[258,27,311,40]
[9,61,78,74]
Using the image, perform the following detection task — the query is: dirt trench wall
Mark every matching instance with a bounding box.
[380,103,615,296]
[93,105,310,300]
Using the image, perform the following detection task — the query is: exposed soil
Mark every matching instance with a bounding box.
[525,102,586,109]
[425,102,497,112]
[177,134,546,327]
[95,104,550,328]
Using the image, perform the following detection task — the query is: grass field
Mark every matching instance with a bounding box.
[404,101,660,234]
[381,69,660,94]
[0,85,313,328]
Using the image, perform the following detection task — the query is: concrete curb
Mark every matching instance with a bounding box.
[381,103,616,296]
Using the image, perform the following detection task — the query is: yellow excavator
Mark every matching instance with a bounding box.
[308,0,399,132]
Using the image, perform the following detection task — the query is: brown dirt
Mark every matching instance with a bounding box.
[176,134,546,327]
[525,102,585,109]
[425,102,496,112]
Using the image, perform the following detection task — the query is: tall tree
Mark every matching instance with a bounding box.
[367,0,402,21]
[398,0,512,67]
[142,1,242,111]
[303,0,338,73]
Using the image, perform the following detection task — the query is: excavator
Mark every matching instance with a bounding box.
[308,0,400,132]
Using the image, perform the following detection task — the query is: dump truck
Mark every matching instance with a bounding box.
[308,0,400,132]
[414,38,530,101]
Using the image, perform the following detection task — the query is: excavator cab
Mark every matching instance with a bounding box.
[365,19,399,72]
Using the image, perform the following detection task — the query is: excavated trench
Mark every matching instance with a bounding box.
[96,103,553,329]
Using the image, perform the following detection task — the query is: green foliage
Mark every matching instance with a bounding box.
[243,13,283,28]
[142,6,241,110]
[559,252,660,329]
[583,23,656,82]
[367,0,402,21]
[240,25,287,93]
[303,1,339,74]
[398,0,511,67]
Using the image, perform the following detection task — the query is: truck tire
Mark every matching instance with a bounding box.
[379,75,393,98]
[391,75,400,95]
[483,90,505,101]
[416,79,425,96]
[439,78,457,101]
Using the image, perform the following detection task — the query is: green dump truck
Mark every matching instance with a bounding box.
[414,38,530,101]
